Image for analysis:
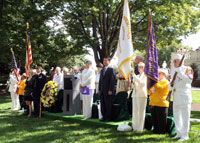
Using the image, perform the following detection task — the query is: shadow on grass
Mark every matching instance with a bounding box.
[1,96,200,143]
[0,95,11,104]
[191,111,200,119]
[0,110,174,143]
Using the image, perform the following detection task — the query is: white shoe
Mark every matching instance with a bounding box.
[172,135,181,139]
[18,109,24,113]
[178,137,189,142]
[13,108,18,111]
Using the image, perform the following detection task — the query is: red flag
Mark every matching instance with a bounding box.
[25,22,33,76]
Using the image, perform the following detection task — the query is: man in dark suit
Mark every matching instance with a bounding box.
[99,57,116,122]
[33,65,47,118]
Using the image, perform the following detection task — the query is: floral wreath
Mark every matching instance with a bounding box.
[41,81,58,108]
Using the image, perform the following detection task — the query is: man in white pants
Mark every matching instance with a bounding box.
[170,54,193,142]
[80,60,95,119]
[8,69,19,110]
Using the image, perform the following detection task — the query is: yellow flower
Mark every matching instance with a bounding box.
[46,98,50,102]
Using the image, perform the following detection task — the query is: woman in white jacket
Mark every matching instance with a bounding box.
[8,69,19,110]
[132,62,147,131]
[53,67,63,90]
[80,60,95,119]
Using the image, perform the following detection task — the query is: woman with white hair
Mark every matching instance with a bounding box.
[53,67,62,90]
[132,62,147,131]
[8,69,19,111]
[80,60,95,119]
[62,67,69,75]
[149,68,169,134]
[52,66,64,112]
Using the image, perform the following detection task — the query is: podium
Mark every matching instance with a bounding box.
[63,75,81,115]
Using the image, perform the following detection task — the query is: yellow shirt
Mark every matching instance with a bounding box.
[149,79,169,107]
[18,80,26,95]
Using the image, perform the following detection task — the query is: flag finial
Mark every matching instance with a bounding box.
[10,48,14,54]
[149,9,151,13]
[26,22,29,30]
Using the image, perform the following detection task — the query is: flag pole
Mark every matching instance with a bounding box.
[39,94,42,118]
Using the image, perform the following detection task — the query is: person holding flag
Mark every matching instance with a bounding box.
[132,62,147,131]
[8,48,20,111]
[170,54,193,141]
[144,10,169,134]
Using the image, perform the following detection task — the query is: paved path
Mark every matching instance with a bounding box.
[191,87,200,91]
[191,87,200,111]
[191,103,200,111]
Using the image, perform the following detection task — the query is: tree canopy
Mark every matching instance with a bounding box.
[62,0,200,63]
[0,0,200,73]
[0,0,86,73]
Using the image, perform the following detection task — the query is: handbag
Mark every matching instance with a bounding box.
[81,86,90,95]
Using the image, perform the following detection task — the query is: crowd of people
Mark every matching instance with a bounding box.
[8,66,46,117]
[7,53,193,141]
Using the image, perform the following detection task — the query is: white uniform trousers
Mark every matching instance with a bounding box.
[173,104,191,139]
[11,92,19,110]
[132,97,147,131]
[82,89,94,119]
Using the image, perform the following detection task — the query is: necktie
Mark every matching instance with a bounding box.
[102,67,106,77]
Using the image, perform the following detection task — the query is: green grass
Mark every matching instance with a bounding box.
[170,91,200,103]
[192,91,200,103]
[1,95,200,143]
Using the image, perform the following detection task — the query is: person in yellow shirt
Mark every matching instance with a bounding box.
[18,73,26,113]
[149,68,169,134]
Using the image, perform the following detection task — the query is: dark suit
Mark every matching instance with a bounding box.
[134,65,139,75]
[99,67,116,121]
[33,73,47,117]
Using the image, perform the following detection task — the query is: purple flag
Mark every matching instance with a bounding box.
[144,10,159,90]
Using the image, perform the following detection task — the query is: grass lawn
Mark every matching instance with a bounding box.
[192,91,200,103]
[1,95,200,143]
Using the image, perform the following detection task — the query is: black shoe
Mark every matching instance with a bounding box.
[100,119,105,122]
[103,119,111,122]
[153,130,159,134]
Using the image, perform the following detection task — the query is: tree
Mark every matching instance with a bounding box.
[157,40,192,67]
[190,63,199,82]
[1,0,200,74]
[61,0,200,63]
[0,0,86,74]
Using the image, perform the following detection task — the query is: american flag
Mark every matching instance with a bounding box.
[25,22,33,76]
[10,48,20,82]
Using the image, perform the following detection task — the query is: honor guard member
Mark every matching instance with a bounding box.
[33,65,47,118]
[170,54,193,141]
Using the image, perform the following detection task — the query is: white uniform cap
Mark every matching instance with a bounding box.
[138,62,145,67]
[73,66,78,70]
[159,68,168,76]
[32,69,37,73]
[173,54,182,60]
